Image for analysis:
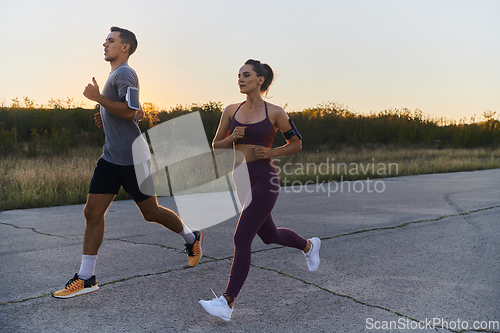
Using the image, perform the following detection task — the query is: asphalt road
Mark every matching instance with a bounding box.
[1,169,499,332]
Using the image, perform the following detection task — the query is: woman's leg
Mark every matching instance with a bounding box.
[224,166,280,304]
[257,214,308,251]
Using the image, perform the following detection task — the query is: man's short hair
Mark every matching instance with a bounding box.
[110,26,138,56]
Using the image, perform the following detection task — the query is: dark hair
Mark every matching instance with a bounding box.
[110,26,138,56]
[244,59,274,95]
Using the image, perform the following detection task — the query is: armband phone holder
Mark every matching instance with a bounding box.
[125,86,141,111]
[283,119,303,141]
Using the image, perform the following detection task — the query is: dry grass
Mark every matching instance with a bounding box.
[274,147,500,183]
[0,147,130,211]
[1,146,499,211]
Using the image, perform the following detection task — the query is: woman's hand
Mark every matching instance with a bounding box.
[231,126,246,142]
[253,146,273,159]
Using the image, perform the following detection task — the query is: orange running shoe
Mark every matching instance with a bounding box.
[52,273,99,298]
[184,230,203,267]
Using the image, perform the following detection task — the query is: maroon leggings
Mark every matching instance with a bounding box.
[224,159,307,299]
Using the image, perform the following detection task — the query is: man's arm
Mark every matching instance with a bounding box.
[83,77,138,121]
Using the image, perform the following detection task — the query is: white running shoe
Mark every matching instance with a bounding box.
[303,237,321,271]
[199,290,233,321]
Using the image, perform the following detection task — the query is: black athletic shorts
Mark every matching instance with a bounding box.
[89,158,154,202]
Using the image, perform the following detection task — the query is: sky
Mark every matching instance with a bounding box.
[1,0,499,122]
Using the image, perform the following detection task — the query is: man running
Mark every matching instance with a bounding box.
[53,27,203,298]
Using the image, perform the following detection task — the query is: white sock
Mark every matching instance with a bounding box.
[179,224,196,244]
[78,255,97,280]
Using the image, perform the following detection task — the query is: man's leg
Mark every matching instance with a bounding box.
[52,193,114,298]
[136,196,203,267]
[83,193,115,255]
[136,196,183,233]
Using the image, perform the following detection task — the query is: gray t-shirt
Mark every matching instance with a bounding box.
[100,63,142,166]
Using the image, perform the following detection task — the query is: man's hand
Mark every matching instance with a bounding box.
[138,105,144,121]
[83,77,101,102]
[94,112,103,129]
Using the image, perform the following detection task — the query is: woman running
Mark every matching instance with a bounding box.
[199,59,321,321]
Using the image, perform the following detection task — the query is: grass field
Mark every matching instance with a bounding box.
[0,147,127,211]
[273,146,500,183]
[1,146,499,211]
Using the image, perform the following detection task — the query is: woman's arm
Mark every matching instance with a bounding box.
[212,105,246,151]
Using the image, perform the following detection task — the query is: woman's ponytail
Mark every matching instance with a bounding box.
[244,59,274,96]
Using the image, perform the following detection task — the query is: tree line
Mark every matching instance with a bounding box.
[1,101,498,156]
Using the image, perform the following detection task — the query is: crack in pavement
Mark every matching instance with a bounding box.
[2,203,499,332]
[251,264,495,333]
[0,221,70,239]
[0,254,231,306]
[3,204,496,252]
[244,205,500,333]
[102,236,283,257]
[443,193,465,214]
[320,205,500,242]
[2,204,497,250]
[2,256,498,332]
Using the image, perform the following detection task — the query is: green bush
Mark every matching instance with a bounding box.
[1,101,498,158]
